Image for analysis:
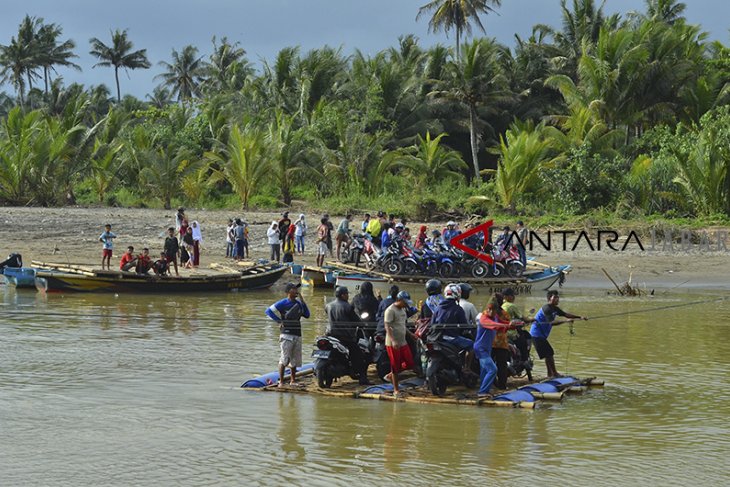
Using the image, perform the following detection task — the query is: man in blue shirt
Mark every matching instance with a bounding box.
[266,282,311,386]
[530,290,587,378]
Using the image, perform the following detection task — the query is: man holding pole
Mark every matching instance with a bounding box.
[530,290,587,378]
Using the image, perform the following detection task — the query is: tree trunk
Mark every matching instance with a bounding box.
[282,183,291,206]
[469,103,480,183]
[456,26,461,61]
[164,195,171,210]
[44,67,49,96]
[115,66,121,103]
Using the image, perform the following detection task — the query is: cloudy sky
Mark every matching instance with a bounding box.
[1,0,726,98]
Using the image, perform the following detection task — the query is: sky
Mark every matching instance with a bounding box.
[1,0,727,98]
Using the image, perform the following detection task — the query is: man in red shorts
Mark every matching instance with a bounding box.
[384,291,416,396]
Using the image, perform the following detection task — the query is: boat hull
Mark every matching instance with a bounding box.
[334,274,389,294]
[524,265,571,291]
[1,267,37,289]
[35,266,287,293]
[301,267,336,288]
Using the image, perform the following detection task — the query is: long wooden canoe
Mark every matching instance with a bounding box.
[33,262,287,293]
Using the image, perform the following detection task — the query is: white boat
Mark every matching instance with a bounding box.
[334,272,389,294]
[524,265,571,291]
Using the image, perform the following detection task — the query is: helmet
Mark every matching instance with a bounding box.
[425,279,442,296]
[458,283,473,300]
[395,222,404,229]
[447,221,456,227]
[444,283,462,300]
[396,291,411,302]
[335,286,349,299]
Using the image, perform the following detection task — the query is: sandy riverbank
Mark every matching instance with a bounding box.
[1,206,728,290]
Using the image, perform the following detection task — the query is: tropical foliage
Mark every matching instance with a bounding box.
[1,0,730,219]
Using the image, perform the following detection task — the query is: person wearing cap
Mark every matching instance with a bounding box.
[384,291,417,395]
[326,286,370,385]
[531,290,588,378]
[266,282,310,386]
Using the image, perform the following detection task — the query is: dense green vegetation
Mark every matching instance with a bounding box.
[0,0,729,222]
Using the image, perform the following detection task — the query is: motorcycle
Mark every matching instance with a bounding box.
[340,233,365,265]
[0,253,23,270]
[312,323,373,388]
[372,326,424,381]
[490,243,525,278]
[425,334,479,396]
[507,330,534,381]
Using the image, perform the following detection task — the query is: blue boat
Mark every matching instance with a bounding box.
[1,267,37,289]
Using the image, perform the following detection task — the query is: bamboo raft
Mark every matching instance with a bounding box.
[242,364,604,409]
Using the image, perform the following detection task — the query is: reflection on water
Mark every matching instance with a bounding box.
[1,285,730,485]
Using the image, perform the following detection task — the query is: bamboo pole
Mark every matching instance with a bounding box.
[567,385,588,393]
[587,378,605,387]
[529,391,564,401]
[601,268,624,295]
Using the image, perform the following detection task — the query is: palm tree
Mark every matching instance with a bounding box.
[204,36,252,92]
[36,23,80,95]
[146,86,173,109]
[387,131,468,184]
[416,0,502,60]
[156,45,205,104]
[645,0,687,24]
[434,38,508,182]
[89,29,151,102]
[206,123,270,209]
[0,37,33,106]
[477,121,556,210]
[267,111,305,205]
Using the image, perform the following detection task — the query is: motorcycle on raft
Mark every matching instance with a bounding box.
[312,313,373,388]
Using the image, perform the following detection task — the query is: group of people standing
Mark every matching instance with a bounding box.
[174,208,204,269]
[265,276,587,397]
[266,212,310,263]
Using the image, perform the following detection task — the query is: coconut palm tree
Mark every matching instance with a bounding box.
[156,45,205,104]
[146,86,173,109]
[416,0,502,60]
[434,38,508,182]
[645,0,687,24]
[36,23,80,95]
[203,36,253,92]
[0,37,33,106]
[267,111,306,205]
[89,29,151,102]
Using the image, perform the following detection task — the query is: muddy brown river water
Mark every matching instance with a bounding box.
[1,282,729,486]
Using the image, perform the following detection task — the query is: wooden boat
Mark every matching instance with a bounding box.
[327,261,570,294]
[1,267,37,289]
[32,261,287,293]
[334,272,389,294]
[300,266,337,288]
[524,264,571,291]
